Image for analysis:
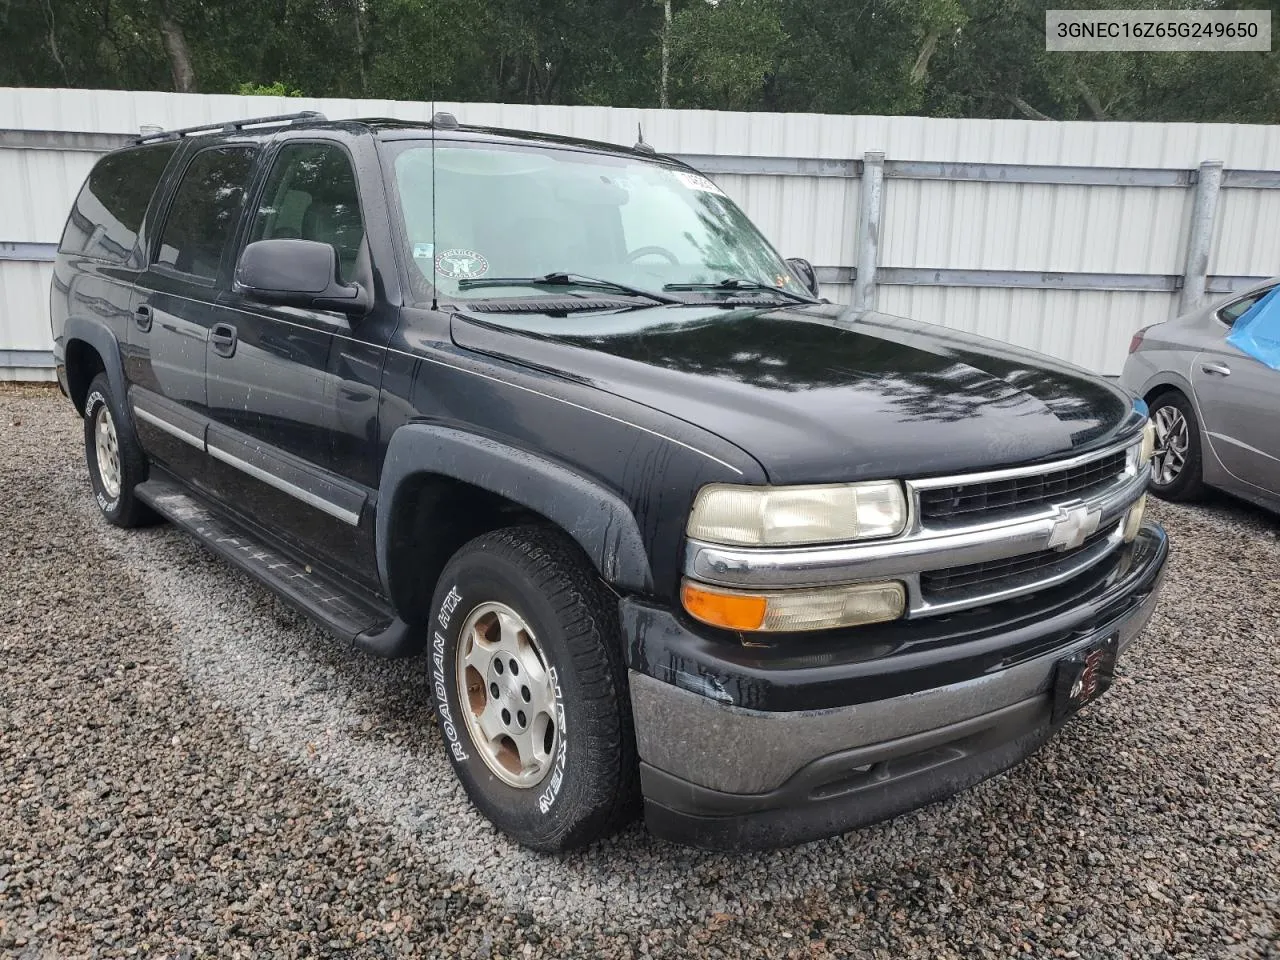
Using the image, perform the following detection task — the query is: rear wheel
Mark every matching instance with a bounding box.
[83,373,157,527]
[1148,390,1204,502]
[427,525,638,851]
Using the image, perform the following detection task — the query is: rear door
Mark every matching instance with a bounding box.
[1192,288,1280,494]
[127,143,259,483]
[202,137,380,588]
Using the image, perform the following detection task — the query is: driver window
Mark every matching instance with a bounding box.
[248,142,365,283]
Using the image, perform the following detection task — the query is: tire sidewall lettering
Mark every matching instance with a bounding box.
[432,596,469,762]
[536,666,568,814]
[85,390,120,516]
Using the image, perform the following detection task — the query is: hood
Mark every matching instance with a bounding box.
[449,304,1141,484]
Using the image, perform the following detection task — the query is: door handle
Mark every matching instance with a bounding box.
[210,322,238,358]
[1201,360,1231,377]
[134,304,153,332]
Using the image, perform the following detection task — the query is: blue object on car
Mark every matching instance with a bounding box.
[1227,286,1280,370]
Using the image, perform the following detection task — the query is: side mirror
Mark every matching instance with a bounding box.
[786,257,821,299]
[235,238,371,316]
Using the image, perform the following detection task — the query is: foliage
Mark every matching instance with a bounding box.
[236,81,303,97]
[1,0,1278,122]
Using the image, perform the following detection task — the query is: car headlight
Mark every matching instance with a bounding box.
[1129,422,1156,471]
[686,481,908,547]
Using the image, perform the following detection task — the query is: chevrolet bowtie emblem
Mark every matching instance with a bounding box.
[1046,503,1103,551]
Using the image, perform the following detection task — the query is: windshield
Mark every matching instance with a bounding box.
[388,140,801,302]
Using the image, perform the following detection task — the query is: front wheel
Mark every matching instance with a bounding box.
[1148,390,1204,502]
[427,525,638,851]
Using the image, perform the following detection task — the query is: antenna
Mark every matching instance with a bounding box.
[430,102,438,312]
[633,122,655,154]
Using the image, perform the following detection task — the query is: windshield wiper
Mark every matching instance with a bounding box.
[663,278,818,305]
[457,272,681,305]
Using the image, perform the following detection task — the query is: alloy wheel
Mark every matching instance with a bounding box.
[456,601,560,788]
[94,404,122,499]
[1151,404,1189,486]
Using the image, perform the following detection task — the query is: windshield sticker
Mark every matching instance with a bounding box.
[435,248,489,280]
[675,171,725,195]
[413,242,435,260]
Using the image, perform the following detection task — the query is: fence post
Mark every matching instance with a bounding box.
[1180,159,1224,314]
[854,150,885,311]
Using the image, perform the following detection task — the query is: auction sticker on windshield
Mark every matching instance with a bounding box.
[436,249,490,280]
[675,171,725,195]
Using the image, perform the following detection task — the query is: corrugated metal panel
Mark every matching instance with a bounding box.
[7,87,1280,380]
[877,286,1170,375]
[0,260,53,344]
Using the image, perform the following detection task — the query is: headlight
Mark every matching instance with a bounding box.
[1123,494,1147,543]
[687,481,908,546]
[1129,422,1156,471]
[681,579,907,632]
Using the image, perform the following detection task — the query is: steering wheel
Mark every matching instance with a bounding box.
[626,245,680,265]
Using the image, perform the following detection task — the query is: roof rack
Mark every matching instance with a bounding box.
[134,111,327,144]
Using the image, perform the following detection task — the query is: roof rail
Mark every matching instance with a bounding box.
[134,111,327,144]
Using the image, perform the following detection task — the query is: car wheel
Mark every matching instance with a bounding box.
[1148,390,1204,502]
[427,525,639,851]
[83,373,158,527]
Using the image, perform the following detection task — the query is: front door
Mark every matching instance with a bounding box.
[203,139,380,589]
[128,143,259,487]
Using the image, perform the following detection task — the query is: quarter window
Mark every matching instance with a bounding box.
[1218,289,1274,326]
[155,146,257,281]
[59,143,177,264]
[247,142,365,283]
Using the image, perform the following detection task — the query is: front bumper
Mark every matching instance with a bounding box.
[624,522,1168,850]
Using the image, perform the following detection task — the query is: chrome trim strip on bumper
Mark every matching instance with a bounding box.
[684,436,1149,618]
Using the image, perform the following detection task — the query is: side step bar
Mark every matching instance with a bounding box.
[135,475,419,658]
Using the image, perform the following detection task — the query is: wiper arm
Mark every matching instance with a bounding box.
[663,278,817,305]
[457,272,681,305]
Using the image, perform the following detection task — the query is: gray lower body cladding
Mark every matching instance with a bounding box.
[626,524,1168,850]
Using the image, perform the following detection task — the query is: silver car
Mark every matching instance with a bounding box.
[1121,279,1280,512]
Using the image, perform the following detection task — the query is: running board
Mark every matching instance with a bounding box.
[134,475,418,657]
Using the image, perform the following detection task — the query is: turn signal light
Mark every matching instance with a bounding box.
[681,579,906,633]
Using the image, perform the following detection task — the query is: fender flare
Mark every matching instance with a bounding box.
[62,314,129,416]
[377,423,655,595]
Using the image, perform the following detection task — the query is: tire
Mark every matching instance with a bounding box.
[83,373,158,527]
[1147,390,1205,502]
[427,525,638,850]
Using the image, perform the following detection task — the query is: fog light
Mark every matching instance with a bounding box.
[1123,494,1147,543]
[681,579,906,632]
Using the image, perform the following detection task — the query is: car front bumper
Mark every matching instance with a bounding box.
[622,522,1168,850]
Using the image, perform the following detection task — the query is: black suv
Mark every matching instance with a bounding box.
[51,111,1168,851]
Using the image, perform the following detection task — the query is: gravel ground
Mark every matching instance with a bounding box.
[1,382,1278,958]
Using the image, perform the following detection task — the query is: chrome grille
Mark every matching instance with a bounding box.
[918,451,1127,524]
[921,527,1114,598]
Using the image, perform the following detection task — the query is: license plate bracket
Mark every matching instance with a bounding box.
[1052,633,1119,723]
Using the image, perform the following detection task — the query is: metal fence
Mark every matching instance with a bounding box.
[4,87,1280,379]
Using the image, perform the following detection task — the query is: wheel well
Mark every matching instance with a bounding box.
[384,473,549,633]
[65,338,106,415]
[1143,384,1185,407]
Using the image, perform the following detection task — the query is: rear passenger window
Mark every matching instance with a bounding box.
[59,143,177,264]
[155,146,257,281]
[247,142,365,283]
